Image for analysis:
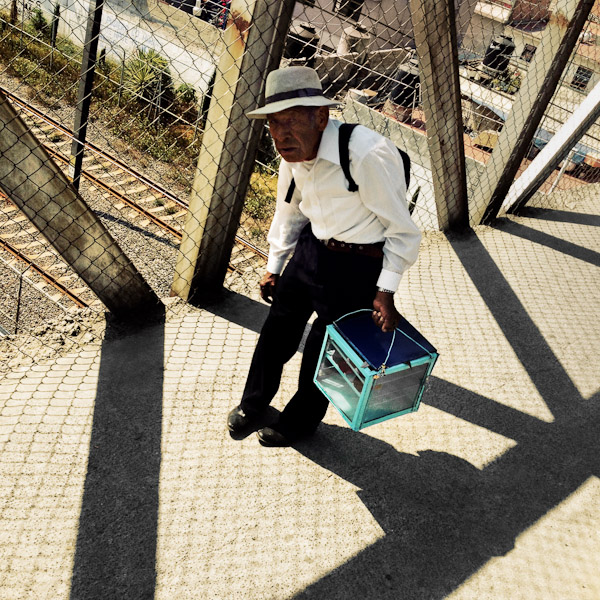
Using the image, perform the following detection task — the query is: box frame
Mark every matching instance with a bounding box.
[314,318,438,431]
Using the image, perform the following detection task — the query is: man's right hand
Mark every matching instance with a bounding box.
[259,272,279,303]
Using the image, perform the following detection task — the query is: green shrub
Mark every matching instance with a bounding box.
[112,116,181,162]
[29,8,50,39]
[7,56,36,79]
[245,172,276,221]
[56,36,80,60]
[176,82,197,105]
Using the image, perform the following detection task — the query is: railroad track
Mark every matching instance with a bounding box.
[0,192,96,310]
[0,87,269,310]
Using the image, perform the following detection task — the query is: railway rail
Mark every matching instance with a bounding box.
[0,190,99,311]
[0,87,269,312]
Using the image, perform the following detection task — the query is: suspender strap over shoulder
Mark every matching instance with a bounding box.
[284,178,296,204]
[338,123,359,192]
[339,123,411,192]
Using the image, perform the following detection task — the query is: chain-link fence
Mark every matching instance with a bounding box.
[1,0,599,368]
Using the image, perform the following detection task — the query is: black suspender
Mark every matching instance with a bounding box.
[284,178,296,204]
[338,123,360,192]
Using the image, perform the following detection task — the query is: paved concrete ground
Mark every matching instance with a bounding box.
[1,191,599,600]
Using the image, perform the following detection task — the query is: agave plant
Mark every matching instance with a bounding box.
[124,48,174,116]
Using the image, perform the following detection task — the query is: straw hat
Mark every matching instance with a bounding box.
[246,66,338,118]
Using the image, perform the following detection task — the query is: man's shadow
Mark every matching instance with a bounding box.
[291,226,599,599]
[294,379,599,599]
[70,305,166,600]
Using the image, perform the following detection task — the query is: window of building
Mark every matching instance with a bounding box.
[571,66,593,91]
[520,44,536,62]
[334,0,363,21]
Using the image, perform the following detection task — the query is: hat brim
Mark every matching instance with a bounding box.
[247,96,339,119]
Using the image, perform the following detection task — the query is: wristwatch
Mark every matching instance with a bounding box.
[377,288,395,294]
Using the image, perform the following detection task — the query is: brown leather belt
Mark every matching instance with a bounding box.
[322,238,384,258]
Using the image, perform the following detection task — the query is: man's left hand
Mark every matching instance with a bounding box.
[372,291,401,332]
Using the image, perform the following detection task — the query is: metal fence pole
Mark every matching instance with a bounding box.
[14,269,23,335]
[117,46,126,107]
[69,0,105,191]
[49,2,60,70]
[9,0,17,24]
[19,0,24,46]
[171,0,296,301]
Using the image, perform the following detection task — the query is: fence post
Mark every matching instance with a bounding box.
[410,0,469,232]
[69,0,105,191]
[0,89,160,317]
[14,269,23,335]
[474,0,595,225]
[49,3,60,70]
[171,0,295,301]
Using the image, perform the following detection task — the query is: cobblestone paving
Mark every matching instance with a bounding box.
[1,194,599,600]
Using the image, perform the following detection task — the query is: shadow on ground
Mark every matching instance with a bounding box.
[66,220,598,599]
[199,288,270,334]
[292,231,599,599]
[70,306,166,599]
[519,206,600,227]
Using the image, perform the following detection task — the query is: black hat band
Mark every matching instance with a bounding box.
[264,87,324,104]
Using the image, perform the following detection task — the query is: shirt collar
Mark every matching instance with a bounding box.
[315,118,341,165]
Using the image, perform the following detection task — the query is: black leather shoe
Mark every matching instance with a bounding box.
[256,426,293,447]
[256,425,316,447]
[227,405,264,434]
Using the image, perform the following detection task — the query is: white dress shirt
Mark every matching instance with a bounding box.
[266,118,421,291]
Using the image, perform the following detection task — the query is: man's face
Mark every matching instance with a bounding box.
[267,106,328,162]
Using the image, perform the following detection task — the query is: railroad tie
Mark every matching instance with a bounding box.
[161,210,187,220]
[114,176,137,186]
[14,240,44,249]
[85,161,113,171]
[126,185,150,195]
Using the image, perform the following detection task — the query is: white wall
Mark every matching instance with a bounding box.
[1,0,218,94]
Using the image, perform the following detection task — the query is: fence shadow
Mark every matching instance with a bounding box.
[70,306,166,600]
[199,288,270,334]
[497,219,600,267]
[519,207,600,227]
[292,231,598,599]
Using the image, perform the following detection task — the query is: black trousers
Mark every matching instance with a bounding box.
[241,225,382,436]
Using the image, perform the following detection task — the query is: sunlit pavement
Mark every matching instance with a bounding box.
[1,191,599,600]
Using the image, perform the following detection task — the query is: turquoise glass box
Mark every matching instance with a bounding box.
[314,312,438,431]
